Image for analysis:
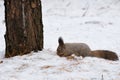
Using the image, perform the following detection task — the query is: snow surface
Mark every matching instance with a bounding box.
[0,0,120,80]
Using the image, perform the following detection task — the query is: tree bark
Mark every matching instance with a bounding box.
[4,0,43,58]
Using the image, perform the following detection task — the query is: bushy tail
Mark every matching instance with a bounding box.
[89,50,119,61]
[58,37,64,46]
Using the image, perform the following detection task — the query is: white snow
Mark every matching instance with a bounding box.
[0,0,120,80]
[0,0,5,58]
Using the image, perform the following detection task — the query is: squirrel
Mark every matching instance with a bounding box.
[56,37,119,61]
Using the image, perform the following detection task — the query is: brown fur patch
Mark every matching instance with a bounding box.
[90,50,119,61]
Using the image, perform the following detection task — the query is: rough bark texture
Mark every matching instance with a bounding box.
[4,0,43,58]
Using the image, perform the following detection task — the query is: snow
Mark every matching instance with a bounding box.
[0,0,5,58]
[0,0,120,80]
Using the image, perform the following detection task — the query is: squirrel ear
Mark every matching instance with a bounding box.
[58,37,64,46]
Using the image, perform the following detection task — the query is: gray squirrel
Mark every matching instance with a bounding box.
[56,37,119,61]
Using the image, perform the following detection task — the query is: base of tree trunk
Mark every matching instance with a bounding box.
[4,0,43,58]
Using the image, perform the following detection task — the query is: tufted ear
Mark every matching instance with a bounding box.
[58,37,64,46]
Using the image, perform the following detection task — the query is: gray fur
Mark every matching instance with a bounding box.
[57,37,91,57]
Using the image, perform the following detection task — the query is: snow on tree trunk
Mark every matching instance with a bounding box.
[4,0,43,58]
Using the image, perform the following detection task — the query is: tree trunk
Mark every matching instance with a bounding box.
[4,0,43,58]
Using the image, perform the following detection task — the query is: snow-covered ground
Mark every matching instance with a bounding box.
[0,0,120,80]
